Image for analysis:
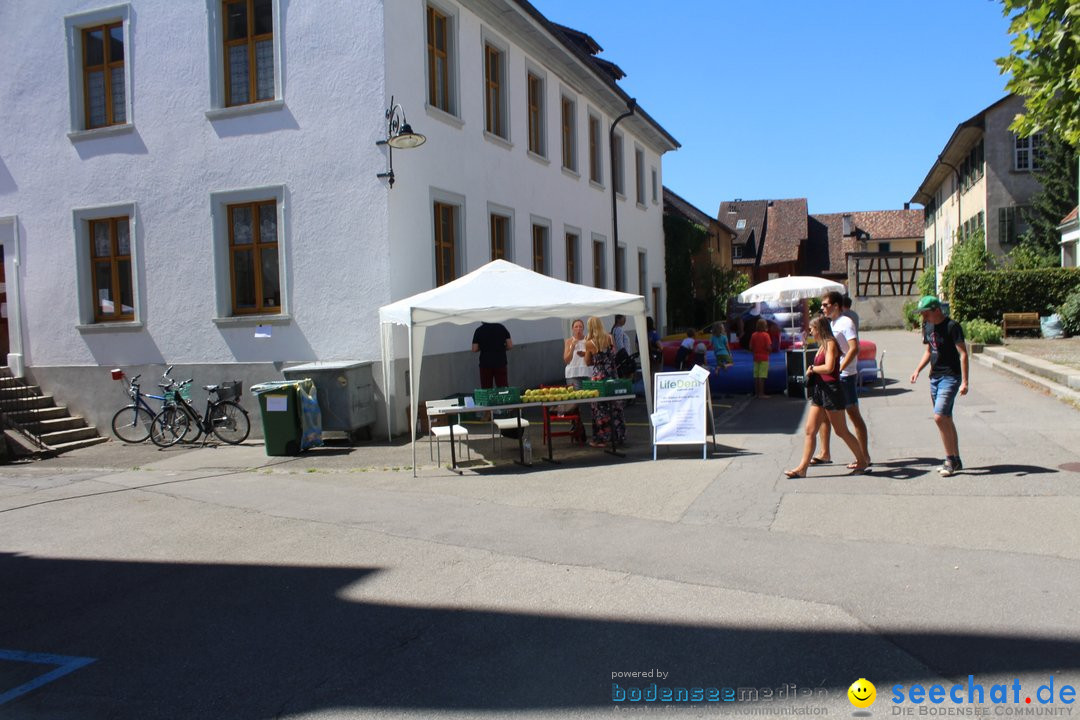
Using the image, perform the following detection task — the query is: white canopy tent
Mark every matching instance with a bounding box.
[378,260,654,472]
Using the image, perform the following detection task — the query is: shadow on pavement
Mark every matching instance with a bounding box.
[962,464,1059,477]
[3,553,1079,718]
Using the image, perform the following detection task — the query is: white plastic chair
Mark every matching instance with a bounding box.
[425,399,470,465]
[491,413,530,455]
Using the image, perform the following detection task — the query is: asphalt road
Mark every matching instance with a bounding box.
[1,330,1078,719]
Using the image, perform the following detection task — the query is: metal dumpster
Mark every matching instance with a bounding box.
[281,361,376,441]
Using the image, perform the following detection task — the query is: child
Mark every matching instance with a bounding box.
[674,329,696,370]
[711,321,734,371]
[749,318,772,398]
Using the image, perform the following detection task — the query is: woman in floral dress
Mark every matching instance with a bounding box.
[584,316,626,448]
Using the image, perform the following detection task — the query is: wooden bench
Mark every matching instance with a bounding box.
[1002,312,1040,337]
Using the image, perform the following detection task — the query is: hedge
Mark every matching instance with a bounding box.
[948,268,1080,322]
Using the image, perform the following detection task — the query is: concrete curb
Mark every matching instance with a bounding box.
[973,350,1080,408]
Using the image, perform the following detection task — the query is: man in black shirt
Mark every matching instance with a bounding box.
[909,296,969,476]
[472,322,512,388]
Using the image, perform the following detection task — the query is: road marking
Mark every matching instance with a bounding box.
[0,649,96,706]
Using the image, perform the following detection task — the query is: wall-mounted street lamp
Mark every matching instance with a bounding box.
[377,96,426,188]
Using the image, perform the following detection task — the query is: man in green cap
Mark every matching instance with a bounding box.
[909,295,969,476]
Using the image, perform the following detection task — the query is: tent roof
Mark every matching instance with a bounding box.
[378,260,646,327]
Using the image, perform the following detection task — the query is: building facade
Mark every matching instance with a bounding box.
[910,94,1044,286]
[0,0,677,437]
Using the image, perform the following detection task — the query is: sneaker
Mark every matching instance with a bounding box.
[939,456,962,477]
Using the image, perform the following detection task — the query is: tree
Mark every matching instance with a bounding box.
[996,0,1080,146]
[940,229,994,301]
[662,214,708,330]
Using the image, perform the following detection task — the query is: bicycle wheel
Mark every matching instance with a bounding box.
[111,405,154,443]
[210,401,250,444]
[150,406,191,448]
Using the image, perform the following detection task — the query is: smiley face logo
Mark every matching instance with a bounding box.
[848,678,876,708]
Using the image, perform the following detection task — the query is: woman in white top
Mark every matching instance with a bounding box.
[563,318,593,388]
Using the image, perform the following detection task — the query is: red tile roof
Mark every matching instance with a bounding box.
[810,209,923,274]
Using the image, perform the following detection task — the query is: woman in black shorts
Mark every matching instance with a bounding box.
[785,316,869,477]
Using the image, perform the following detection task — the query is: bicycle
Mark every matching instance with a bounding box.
[110,366,178,443]
[149,379,250,447]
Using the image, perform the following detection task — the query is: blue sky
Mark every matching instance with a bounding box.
[529,0,1016,216]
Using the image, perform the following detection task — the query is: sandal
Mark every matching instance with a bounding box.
[810,457,831,465]
[783,469,805,479]
[588,439,607,448]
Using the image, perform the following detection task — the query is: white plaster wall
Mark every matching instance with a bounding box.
[382,0,669,359]
[0,0,391,368]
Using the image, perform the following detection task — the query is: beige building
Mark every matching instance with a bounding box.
[910,94,1044,286]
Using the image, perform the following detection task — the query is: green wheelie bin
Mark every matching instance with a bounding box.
[252,380,313,456]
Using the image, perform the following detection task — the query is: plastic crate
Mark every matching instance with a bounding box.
[582,378,633,397]
[473,386,522,406]
[217,380,243,401]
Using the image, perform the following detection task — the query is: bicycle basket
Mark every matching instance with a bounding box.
[217,380,243,401]
[164,385,192,402]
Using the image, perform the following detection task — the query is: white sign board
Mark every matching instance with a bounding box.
[652,371,710,450]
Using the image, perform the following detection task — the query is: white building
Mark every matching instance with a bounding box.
[0,1,678,438]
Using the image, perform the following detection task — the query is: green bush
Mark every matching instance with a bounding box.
[1060,288,1080,337]
[916,267,936,297]
[902,300,921,330]
[960,318,1002,345]
[940,229,993,302]
[949,268,1080,322]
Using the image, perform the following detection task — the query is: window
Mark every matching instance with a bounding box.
[651,167,658,204]
[82,23,126,128]
[227,200,280,314]
[612,133,624,195]
[998,205,1029,245]
[484,43,507,139]
[527,71,544,156]
[490,213,509,260]
[427,4,455,114]
[614,244,626,291]
[532,223,549,275]
[637,251,647,296]
[588,114,602,184]
[65,6,133,135]
[561,96,577,171]
[733,243,745,259]
[592,236,606,287]
[89,217,133,321]
[876,242,891,254]
[565,231,579,282]
[74,203,141,328]
[635,148,645,205]
[1015,132,1045,171]
[434,201,458,286]
[222,0,275,107]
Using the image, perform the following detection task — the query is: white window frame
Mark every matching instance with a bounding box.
[525,62,547,160]
[431,187,467,286]
[530,215,551,276]
[65,4,134,140]
[564,224,581,283]
[481,29,510,144]
[205,0,285,120]
[1014,132,1044,172]
[560,89,578,175]
[210,185,290,324]
[73,202,142,329]
[424,0,461,123]
[487,202,515,262]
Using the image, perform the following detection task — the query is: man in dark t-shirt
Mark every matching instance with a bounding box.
[471,322,512,388]
[909,296,969,476]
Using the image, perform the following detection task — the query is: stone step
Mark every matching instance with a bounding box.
[34,416,88,434]
[0,375,26,388]
[6,405,69,423]
[40,426,101,446]
[982,346,1080,390]
[0,394,57,411]
[0,384,41,399]
[47,435,109,454]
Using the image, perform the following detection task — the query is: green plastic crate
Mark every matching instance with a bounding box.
[581,379,633,397]
[164,385,192,402]
[473,386,522,406]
